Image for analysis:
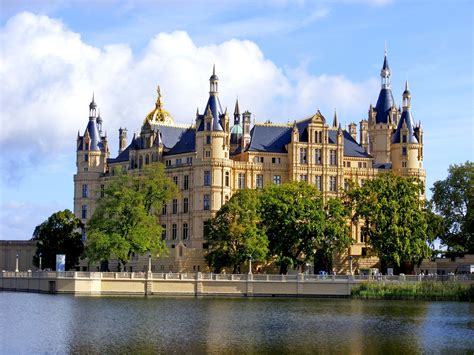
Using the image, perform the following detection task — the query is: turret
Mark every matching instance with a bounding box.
[230,99,243,149]
[332,110,338,128]
[348,122,357,141]
[241,110,252,151]
[118,128,127,154]
[359,119,369,152]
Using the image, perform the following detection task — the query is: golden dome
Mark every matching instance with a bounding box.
[145,85,174,125]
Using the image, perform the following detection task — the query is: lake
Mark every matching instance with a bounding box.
[1,292,473,354]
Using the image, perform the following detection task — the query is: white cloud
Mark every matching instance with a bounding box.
[0,12,377,180]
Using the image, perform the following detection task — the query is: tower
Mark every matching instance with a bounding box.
[368,49,399,165]
[74,94,109,225]
[241,110,251,151]
[230,99,243,152]
[390,81,424,182]
[118,128,127,154]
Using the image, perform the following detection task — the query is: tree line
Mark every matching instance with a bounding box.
[31,161,473,273]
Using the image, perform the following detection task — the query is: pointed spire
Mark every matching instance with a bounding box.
[213,64,215,76]
[196,107,199,116]
[337,123,343,135]
[234,98,240,116]
[380,45,391,88]
[333,109,338,128]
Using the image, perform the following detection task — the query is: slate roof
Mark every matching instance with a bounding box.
[375,88,395,124]
[85,119,101,151]
[392,109,418,144]
[164,127,196,155]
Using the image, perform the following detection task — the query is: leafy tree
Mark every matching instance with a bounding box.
[86,164,178,268]
[347,173,432,272]
[315,197,352,272]
[260,181,326,274]
[431,162,473,254]
[205,189,268,273]
[32,209,84,271]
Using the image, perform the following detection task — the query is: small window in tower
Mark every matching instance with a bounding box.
[206,122,211,131]
[205,150,211,158]
[85,143,89,150]
[204,171,211,186]
[84,154,88,162]
[402,135,407,143]
[82,184,88,198]
[203,194,210,210]
[402,147,407,156]
[225,171,230,187]
[206,135,211,145]
[81,205,87,219]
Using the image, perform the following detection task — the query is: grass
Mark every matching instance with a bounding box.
[351,281,474,302]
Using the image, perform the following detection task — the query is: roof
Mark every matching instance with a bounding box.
[392,109,418,144]
[375,88,395,124]
[382,55,390,71]
[164,127,196,155]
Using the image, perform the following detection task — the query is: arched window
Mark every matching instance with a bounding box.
[145,154,150,165]
[139,156,143,169]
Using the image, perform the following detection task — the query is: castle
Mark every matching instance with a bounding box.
[74,51,425,273]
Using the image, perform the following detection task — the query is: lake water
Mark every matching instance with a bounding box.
[1,292,473,354]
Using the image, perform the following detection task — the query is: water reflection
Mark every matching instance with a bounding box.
[0,293,472,354]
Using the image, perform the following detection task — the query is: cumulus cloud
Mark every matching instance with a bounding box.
[0,12,377,183]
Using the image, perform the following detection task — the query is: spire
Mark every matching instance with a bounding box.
[337,123,343,135]
[234,98,240,116]
[209,64,219,94]
[402,80,411,110]
[89,92,97,118]
[97,108,103,135]
[381,46,391,89]
[333,109,338,128]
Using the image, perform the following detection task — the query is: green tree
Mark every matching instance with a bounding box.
[315,197,352,272]
[347,173,432,272]
[431,161,473,254]
[205,189,268,273]
[86,164,178,268]
[260,181,326,274]
[32,209,84,271]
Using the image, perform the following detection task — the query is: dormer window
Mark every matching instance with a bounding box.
[402,134,407,143]
[206,122,211,131]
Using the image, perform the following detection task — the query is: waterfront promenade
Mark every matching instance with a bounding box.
[1,271,472,297]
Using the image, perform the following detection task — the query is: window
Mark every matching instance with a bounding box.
[329,176,337,192]
[256,174,263,189]
[172,199,178,214]
[330,150,337,165]
[203,194,210,210]
[183,223,188,240]
[299,148,307,164]
[122,165,127,172]
[176,158,182,166]
[314,176,322,191]
[184,175,189,190]
[84,154,88,162]
[100,184,105,198]
[205,150,211,158]
[81,229,86,242]
[225,195,229,203]
[300,174,307,182]
[402,147,407,156]
[172,224,177,240]
[358,162,362,168]
[145,155,149,165]
[161,225,167,240]
[361,179,366,186]
[272,157,281,164]
[81,205,87,219]
[186,157,192,165]
[85,142,89,150]
[315,131,322,143]
[162,203,167,215]
[173,176,178,186]
[273,175,281,185]
[238,173,246,189]
[315,149,322,165]
[361,247,368,257]
[165,160,171,167]
[204,170,211,186]
[346,161,351,168]
[82,184,88,198]
[344,179,350,191]
[402,161,407,168]
[206,135,211,144]
[183,198,189,213]
[203,220,210,239]
[206,122,211,131]
[139,156,143,169]
[402,134,407,143]
[254,156,264,163]
[225,171,230,187]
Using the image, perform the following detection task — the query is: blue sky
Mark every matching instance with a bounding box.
[0,0,473,240]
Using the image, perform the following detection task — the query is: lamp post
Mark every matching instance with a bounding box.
[39,253,42,272]
[248,255,253,275]
[349,255,353,275]
[15,254,19,272]
[148,253,152,273]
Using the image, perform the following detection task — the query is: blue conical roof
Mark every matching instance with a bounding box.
[392,109,418,144]
[375,88,395,124]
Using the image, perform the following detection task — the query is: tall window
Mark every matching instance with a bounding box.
[186,157,193,165]
[183,223,188,240]
[84,154,88,162]
[272,157,281,164]
[315,149,322,165]
[300,175,307,182]
[204,170,211,186]
[329,176,337,192]
[273,175,281,185]
[81,205,87,219]
[183,175,189,190]
[315,131,322,143]
[161,225,167,240]
[402,147,407,156]
[162,203,167,215]
[299,148,307,164]
[206,135,211,144]
[225,171,230,187]
[206,122,211,131]
[172,199,178,214]
[173,176,178,186]
[203,194,210,210]
[314,176,322,191]
[238,173,245,189]
[183,197,189,213]
[145,155,149,165]
[344,179,350,191]
[172,224,177,240]
[176,158,182,166]
[330,150,337,165]
[256,174,263,189]
[82,184,88,198]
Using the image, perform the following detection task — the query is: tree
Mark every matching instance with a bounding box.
[260,181,326,274]
[32,209,84,271]
[347,173,432,272]
[205,189,268,273]
[315,197,352,272]
[86,164,178,268]
[431,162,473,254]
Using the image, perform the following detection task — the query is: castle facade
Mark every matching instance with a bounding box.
[74,52,425,273]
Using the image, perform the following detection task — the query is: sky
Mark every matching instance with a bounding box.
[0,0,473,240]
